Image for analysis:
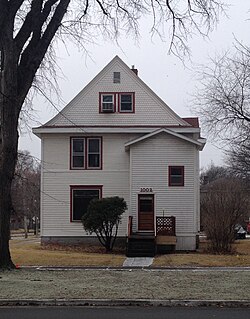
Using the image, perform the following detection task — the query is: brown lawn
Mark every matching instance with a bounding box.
[153,239,250,267]
[9,236,250,267]
[10,240,125,267]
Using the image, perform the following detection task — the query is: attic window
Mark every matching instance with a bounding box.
[100,93,115,113]
[119,93,135,113]
[113,72,120,83]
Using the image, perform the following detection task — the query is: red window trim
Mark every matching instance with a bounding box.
[70,137,85,170]
[70,137,102,170]
[86,137,102,170]
[99,92,116,113]
[99,92,135,113]
[169,166,184,187]
[70,185,103,222]
[118,92,135,113]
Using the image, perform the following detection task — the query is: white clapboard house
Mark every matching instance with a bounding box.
[33,56,206,256]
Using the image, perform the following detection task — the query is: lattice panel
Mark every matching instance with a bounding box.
[156,216,176,236]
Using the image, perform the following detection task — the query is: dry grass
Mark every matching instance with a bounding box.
[10,237,250,268]
[154,239,250,267]
[10,240,125,267]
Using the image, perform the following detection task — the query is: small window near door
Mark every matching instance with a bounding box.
[169,166,184,186]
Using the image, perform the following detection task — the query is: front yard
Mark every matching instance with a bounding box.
[9,236,250,267]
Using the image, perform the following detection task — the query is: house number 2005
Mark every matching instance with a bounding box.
[140,187,153,192]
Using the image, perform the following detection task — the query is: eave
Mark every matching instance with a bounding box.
[32,125,201,138]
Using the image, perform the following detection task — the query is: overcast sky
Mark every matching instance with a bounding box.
[19,0,250,169]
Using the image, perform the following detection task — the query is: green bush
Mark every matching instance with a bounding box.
[82,196,127,252]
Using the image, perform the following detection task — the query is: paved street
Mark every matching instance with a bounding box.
[0,306,249,319]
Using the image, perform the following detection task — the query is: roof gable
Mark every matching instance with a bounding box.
[125,128,206,150]
[43,56,191,128]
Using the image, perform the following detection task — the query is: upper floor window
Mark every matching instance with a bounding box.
[169,166,184,186]
[119,93,134,113]
[72,138,85,168]
[87,138,101,168]
[100,93,115,113]
[71,137,102,170]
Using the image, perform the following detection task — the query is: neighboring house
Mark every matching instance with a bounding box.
[33,56,206,255]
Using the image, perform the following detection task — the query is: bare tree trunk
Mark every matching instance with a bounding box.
[24,216,28,239]
[0,21,20,268]
[0,112,19,268]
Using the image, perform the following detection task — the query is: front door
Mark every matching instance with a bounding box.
[138,194,154,231]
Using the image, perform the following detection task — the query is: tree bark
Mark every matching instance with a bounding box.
[0,91,20,269]
[0,6,21,268]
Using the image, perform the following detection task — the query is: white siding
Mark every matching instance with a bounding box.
[46,58,187,127]
[41,133,140,237]
[130,132,199,235]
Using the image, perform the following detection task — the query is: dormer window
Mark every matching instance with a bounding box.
[119,93,134,113]
[100,93,115,113]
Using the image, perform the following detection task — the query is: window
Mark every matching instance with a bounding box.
[99,92,135,113]
[119,93,134,112]
[100,93,115,112]
[87,138,100,168]
[169,166,184,186]
[71,137,102,169]
[71,186,102,221]
[113,72,120,83]
[72,138,85,168]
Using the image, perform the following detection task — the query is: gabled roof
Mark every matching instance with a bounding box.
[37,56,191,129]
[125,128,206,150]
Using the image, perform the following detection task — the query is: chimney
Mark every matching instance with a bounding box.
[131,65,138,76]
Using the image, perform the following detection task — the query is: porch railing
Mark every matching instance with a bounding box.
[128,216,133,238]
[156,216,176,236]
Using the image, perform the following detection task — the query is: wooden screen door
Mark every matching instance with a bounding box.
[138,194,154,231]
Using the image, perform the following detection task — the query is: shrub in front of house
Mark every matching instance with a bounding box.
[82,196,127,252]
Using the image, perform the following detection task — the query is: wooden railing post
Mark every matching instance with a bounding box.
[128,216,133,238]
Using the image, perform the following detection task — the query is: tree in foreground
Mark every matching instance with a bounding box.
[201,178,248,253]
[82,197,127,252]
[0,0,223,268]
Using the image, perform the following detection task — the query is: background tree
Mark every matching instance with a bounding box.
[226,141,250,183]
[82,196,127,252]
[201,178,248,253]
[200,163,231,186]
[194,44,250,181]
[0,0,223,268]
[11,151,40,237]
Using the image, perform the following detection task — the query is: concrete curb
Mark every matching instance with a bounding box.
[20,266,250,271]
[0,299,249,308]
